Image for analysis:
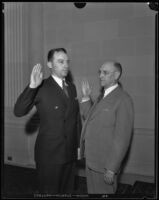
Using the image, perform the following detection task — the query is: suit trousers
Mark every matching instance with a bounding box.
[86,165,117,194]
[36,161,76,194]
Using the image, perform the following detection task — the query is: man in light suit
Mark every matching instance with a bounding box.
[80,61,134,194]
[14,48,81,194]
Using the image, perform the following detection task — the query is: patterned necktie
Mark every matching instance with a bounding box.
[62,80,69,97]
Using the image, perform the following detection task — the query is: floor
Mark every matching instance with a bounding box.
[2,164,156,198]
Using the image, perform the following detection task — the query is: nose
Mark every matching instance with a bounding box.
[65,60,69,65]
[63,63,69,71]
[64,63,69,68]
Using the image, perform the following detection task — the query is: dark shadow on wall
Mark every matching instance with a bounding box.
[25,111,40,135]
[66,70,74,83]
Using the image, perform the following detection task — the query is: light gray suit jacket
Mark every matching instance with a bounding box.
[80,86,134,174]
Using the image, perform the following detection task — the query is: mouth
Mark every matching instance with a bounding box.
[100,79,105,85]
[63,70,68,73]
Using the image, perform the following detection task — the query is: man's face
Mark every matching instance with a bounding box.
[99,62,118,89]
[49,51,69,79]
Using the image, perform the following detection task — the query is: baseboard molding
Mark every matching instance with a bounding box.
[4,162,154,186]
[77,168,154,185]
[118,172,155,185]
[4,161,36,169]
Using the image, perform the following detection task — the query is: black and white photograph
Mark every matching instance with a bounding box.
[1,1,158,199]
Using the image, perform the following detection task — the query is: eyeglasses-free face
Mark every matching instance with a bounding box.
[48,51,70,79]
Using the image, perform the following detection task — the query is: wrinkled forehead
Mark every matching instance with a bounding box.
[100,62,115,71]
[54,51,68,60]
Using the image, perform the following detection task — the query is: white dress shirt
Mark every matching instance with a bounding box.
[52,74,64,89]
[81,83,118,103]
[103,83,118,98]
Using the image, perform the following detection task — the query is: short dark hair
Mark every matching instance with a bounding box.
[114,62,122,79]
[47,48,67,62]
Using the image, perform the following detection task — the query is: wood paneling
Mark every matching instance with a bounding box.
[4,3,29,107]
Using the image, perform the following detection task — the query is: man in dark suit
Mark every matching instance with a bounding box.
[14,48,81,194]
[80,61,134,194]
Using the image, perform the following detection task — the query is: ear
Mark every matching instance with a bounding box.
[114,71,120,80]
[47,62,52,69]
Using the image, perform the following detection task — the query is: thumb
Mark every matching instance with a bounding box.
[40,72,43,79]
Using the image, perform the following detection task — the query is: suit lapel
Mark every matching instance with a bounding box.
[80,98,99,141]
[64,82,75,119]
[49,76,75,120]
[49,76,69,106]
[88,86,122,120]
[81,87,122,142]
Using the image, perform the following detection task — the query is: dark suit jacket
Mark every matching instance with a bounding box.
[14,76,81,165]
[80,86,134,173]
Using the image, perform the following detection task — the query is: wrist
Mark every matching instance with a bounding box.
[29,83,37,89]
[106,169,115,175]
[81,96,90,103]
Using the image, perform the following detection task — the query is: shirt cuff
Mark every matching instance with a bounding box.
[81,97,90,103]
[29,84,37,89]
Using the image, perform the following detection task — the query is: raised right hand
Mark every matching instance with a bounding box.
[81,80,92,98]
[29,64,43,88]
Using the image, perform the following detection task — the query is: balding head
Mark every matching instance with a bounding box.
[99,61,122,89]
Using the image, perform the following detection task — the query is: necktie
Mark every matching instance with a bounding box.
[97,89,104,103]
[62,80,69,97]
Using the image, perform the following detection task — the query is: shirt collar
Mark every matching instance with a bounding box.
[103,83,118,98]
[52,74,64,88]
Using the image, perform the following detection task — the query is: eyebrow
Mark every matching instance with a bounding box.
[57,59,70,62]
[98,69,112,72]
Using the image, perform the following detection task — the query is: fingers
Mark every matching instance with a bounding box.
[40,72,43,79]
[32,63,42,74]
[82,80,90,88]
[104,175,113,185]
[81,80,91,91]
[81,79,92,98]
[104,172,114,185]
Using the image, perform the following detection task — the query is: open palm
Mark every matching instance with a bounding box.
[81,80,92,98]
[30,64,43,88]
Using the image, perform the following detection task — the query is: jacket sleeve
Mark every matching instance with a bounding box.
[80,99,93,121]
[14,85,39,117]
[105,95,134,173]
[71,84,82,148]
